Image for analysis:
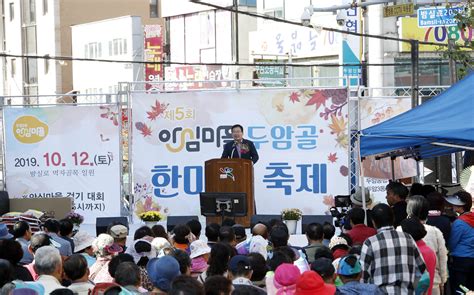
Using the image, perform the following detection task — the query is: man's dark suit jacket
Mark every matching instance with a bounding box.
[221,139,259,164]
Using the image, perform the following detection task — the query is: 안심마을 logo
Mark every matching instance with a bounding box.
[13,115,49,144]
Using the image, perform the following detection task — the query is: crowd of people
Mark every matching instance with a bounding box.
[0,182,473,295]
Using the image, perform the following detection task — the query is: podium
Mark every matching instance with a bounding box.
[204,158,255,227]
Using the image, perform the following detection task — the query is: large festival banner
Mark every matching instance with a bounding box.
[132,89,349,217]
[3,105,121,223]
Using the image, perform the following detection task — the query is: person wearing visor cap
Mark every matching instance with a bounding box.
[108,224,129,252]
[444,191,472,216]
[448,191,474,294]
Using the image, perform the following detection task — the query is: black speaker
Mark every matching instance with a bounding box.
[301,215,334,234]
[96,217,128,236]
[167,216,199,232]
[0,191,9,216]
[250,214,281,229]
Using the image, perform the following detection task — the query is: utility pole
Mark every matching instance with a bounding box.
[233,0,239,81]
[448,38,464,182]
[410,40,419,108]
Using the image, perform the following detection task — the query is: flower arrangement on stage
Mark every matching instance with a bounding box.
[138,210,164,222]
[281,208,302,221]
[134,182,168,220]
[65,211,84,225]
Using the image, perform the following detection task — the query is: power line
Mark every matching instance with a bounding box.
[0,52,458,68]
[191,0,471,49]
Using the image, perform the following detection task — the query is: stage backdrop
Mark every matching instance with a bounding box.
[131,89,349,218]
[3,105,121,223]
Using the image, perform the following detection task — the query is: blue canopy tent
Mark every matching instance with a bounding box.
[360,72,474,160]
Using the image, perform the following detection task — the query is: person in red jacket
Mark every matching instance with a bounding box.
[346,207,377,246]
[401,217,437,295]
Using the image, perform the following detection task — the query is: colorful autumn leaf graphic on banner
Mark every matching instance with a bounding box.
[285,88,348,148]
[329,115,348,148]
[289,92,300,103]
[306,91,328,110]
[328,153,338,163]
[135,122,152,137]
[147,100,169,121]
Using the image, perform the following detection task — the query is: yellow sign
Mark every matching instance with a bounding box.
[383,3,414,18]
[13,115,49,144]
[400,18,473,51]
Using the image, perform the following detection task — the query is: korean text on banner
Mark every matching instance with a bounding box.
[400,17,474,52]
[131,89,349,218]
[3,105,122,223]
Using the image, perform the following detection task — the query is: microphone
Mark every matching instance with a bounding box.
[231,140,238,158]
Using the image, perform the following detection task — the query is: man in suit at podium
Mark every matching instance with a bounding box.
[222,124,259,164]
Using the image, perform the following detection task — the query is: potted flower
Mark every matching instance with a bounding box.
[65,211,84,232]
[281,208,302,234]
[139,210,163,227]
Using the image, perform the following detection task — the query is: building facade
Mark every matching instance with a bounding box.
[72,16,146,103]
[0,0,162,104]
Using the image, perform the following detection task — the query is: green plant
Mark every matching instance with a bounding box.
[281,208,302,220]
[443,1,474,79]
[139,210,163,222]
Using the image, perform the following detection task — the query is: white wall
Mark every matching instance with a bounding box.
[3,0,23,101]
[72,16,144,102]
[161,0,232,17]
[36,0,60,97]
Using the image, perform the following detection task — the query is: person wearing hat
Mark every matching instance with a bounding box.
[444,191,472,217]
[346,207,377,246]
[189,240,211,278]
[228,255,266,295]
[108,224,129,251]
[73,231,96,267]
[335,255,383,294]
[310,258,336,285]
[273,263,301,295]
[328,236,350,260]
[448,192,474,294]
[151,237,173,258]
[89,234,123,284]
[343,188,375,232]
[146,255,180,294]
[0,223,13,240]
[295,270,335,295]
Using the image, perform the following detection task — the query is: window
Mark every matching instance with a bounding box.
[150,0,158,18]
[22,0,36,24]
[10,58,15,77]
[42,0,48,15]
[9,2,13,21]
[84,42,102,58]
[109,39,127,56]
